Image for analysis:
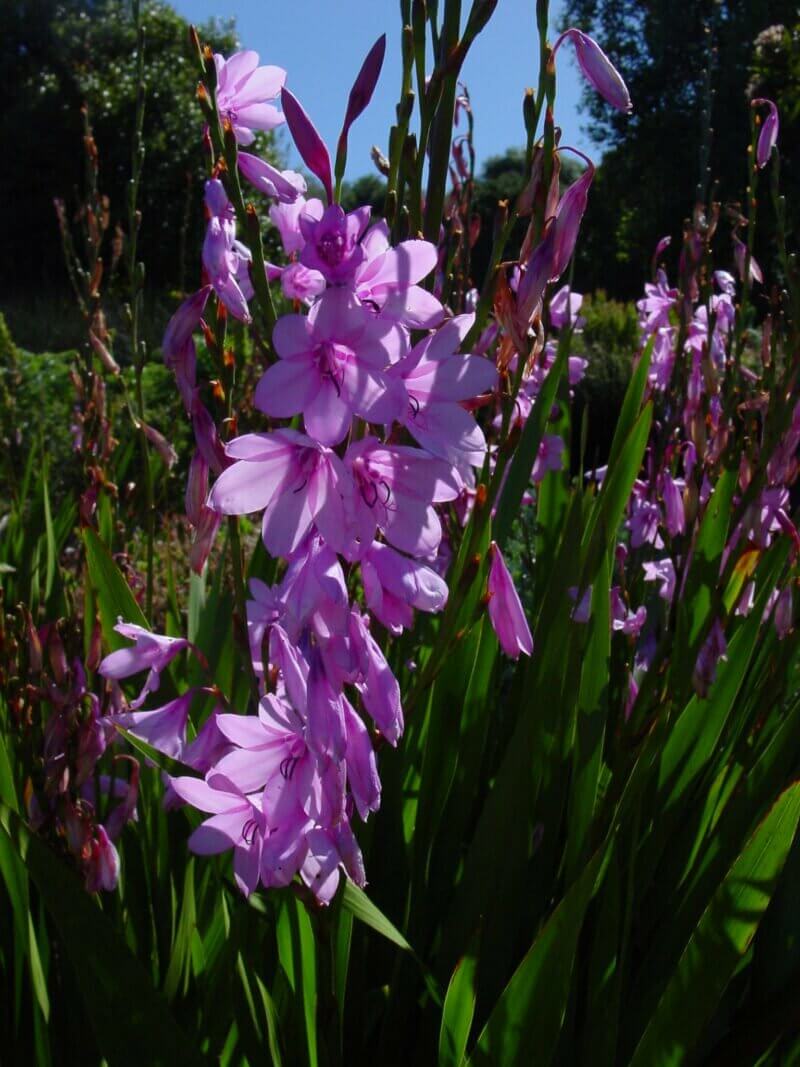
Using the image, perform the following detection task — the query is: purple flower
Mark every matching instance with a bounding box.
[611,588,647,637]
[301,820,366,903]
[209,429,346,558]
[642,558,676,602]
[255,289,406,445]
[637,270,678,336]
[568,355,588,386]
[774,586,793,639]
[202,180,254,322]
[339,436,462,560]
[99,622,189,709]
[570,585,593,623]
[181,710,234,774]
[299,202,371,283]
[237,152,306,202]
[531,434,565,483]
[111,691,196,761]
[270,196,319,255]
[213,51,286,145]
[554,29,632,113]
[212,695,314,796]
[550,285,585,330]
[752,98,779,168]
[169,772,267,897]
[307,648,347,760]
[348,611,403,744]
[628,490,663,549]
[517,159,595,325]
[84,826,120,893]
[276,261,326,303]
[389,313,497,467]
[361,541,448,635]
[487,541,533,659]
[693,620,727,698]
[343,697,381,819]
[660,473,686,537]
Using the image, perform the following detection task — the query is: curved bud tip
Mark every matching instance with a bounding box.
[555,28,632,114]
[281,88,333,204]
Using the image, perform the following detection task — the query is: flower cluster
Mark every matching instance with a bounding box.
[148,47,519,901]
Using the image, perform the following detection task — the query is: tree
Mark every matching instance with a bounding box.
[562,0,799,298]
[1,0,243,297]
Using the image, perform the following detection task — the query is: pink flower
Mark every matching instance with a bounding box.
[339,436,462,560]
[255,289,406,445]
[208,429,346,558]
[611,588,647,637]
[486,542,533,659]
[99,622,189,709]
[361,541,448,635]
[202,180,253,322]
[550,285,585,330]
[111,691,196,761]
[531,434,565,483]
[237,151,306,202]
[389,313,497,467]
[213,51,286,145]
[299,203,372,283]
[353,222,444,328]
[169,772,267,897]
[270,196,318,255]
[276,261,326,303]
[642,558,676,603]
[84,825,120,893]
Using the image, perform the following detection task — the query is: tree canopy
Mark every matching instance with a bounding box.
[2,0,241,296]
[562,0,799,297]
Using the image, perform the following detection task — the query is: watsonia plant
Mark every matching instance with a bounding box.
[1,1,799,1064]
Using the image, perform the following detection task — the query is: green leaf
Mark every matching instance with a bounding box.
[41,456,56,602]
[467,846,607,1067]
[580,402,653,579]
[164,859,197,1001]
[630,782,800,1066]
[493,341,568,547]
[342,881,414,953]
[83,527,149,646]
[0,802,209,1065]
[439,930,479,1067]
[564,552,611,881]
[604,334,653,474]
[670,467,737,691]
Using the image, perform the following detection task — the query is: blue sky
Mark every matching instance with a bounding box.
[174,0,597,182]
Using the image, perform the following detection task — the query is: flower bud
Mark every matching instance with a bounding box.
[752,98,779,169]
[337,35,386,168]
[281,88,333,204]
[486,541,533,659]
[554,29,632,114]
[186,451,209,526]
